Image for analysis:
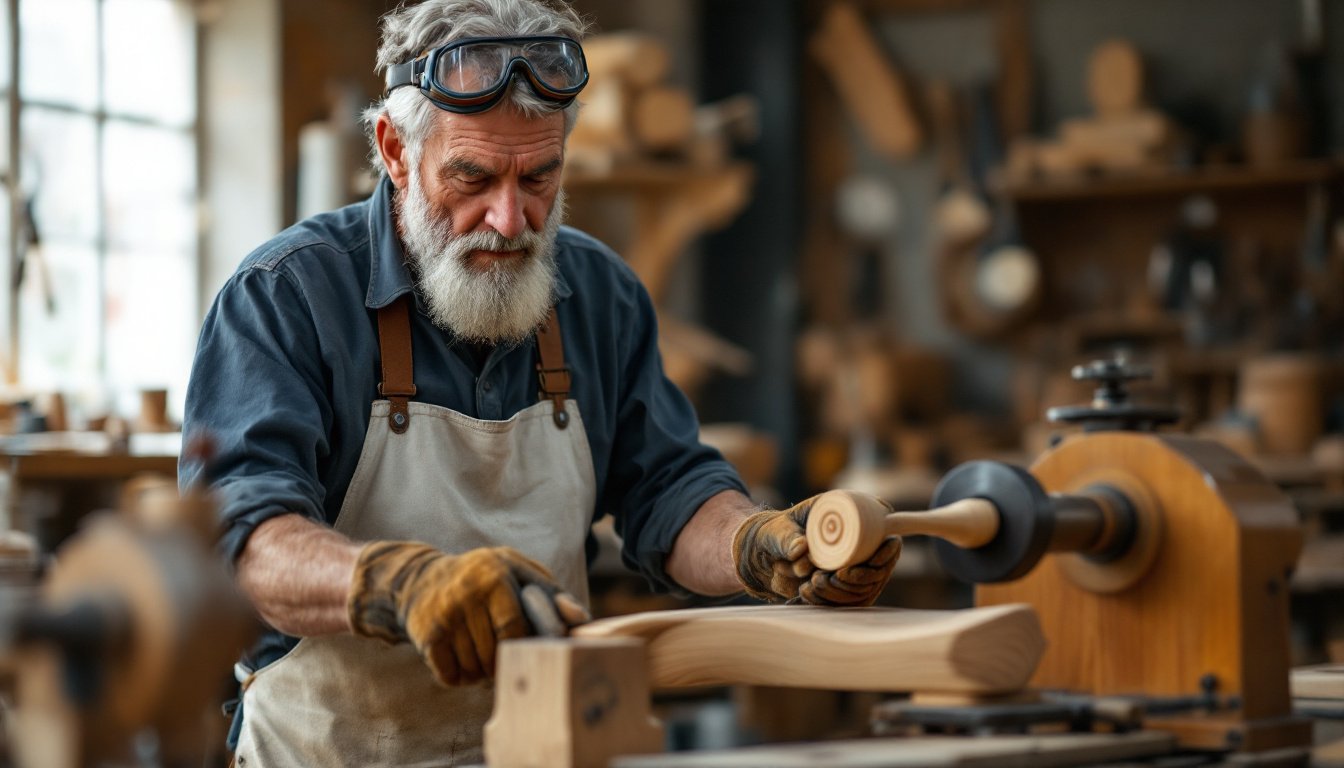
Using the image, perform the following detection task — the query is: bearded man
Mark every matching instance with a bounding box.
[181,1,900,765]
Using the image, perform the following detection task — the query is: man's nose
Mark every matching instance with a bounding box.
[483,185,527,240]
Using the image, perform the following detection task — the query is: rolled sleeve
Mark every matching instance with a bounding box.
[180,263,333,565]
[606,285,747,594]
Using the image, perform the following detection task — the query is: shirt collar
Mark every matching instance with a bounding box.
[364,175,572,310]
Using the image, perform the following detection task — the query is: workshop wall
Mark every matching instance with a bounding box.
[835,0,1335,413]
[206,0,1344,500]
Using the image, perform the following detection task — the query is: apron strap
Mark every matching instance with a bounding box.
[535,308,571,429]
[376,296,417,434]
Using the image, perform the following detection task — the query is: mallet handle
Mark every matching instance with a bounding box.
[807,491,1002,570]
[884,498,999,549]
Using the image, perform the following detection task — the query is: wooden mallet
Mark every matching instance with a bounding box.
[805,490,1000,570]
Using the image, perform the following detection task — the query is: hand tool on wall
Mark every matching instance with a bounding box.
[927,80,990,247]
[940,82,1041,339]
[808,1,922,161]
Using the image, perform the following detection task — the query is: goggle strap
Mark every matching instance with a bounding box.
[385,59,421,92]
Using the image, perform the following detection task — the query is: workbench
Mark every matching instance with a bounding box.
[0,431,181,550]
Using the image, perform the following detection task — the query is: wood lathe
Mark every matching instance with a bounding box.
[0,441,255,768]
[811,359,1311,755]
[484,357,1322,768]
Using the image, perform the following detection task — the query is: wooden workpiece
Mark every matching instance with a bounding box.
[574,603,1044,694]
[805,490,999,570]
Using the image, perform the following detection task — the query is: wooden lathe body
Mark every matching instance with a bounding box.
[978,430,1309,751]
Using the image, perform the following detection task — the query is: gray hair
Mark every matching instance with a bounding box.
[362,0,589,176]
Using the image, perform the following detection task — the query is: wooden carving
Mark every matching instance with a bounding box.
[574,604,1044,694]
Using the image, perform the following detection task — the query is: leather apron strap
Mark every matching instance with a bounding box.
[376,297,416,434]
[535,308,571,429]
[376,298,572,432]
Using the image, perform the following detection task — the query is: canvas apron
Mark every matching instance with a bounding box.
[233,297,595,767]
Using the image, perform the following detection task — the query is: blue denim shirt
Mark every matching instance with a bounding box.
[181,177,746,661]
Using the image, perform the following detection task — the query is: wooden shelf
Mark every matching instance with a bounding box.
[995,160,1339,203]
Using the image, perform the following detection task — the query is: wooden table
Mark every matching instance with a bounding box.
[0,432,181,550]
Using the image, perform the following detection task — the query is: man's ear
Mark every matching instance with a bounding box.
[376,114,411,189]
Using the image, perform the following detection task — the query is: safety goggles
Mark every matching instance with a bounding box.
[385,36,588,114]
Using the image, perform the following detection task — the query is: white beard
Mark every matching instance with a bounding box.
[396,167,564,346]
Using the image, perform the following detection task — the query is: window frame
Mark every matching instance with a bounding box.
[0,0,204,396]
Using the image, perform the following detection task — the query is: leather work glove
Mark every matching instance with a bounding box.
[799,536,902,607]
[732,497,901,606]
[347,542,589,686]
[732,500,815,603]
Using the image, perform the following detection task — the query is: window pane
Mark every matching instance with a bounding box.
[21,107,98,244]
[20,0,97,110]
[0,183,10,379]
[0,100,8,181]
[104,121,195,251]
[104,248,195,406]
[0,0,10,91]
[18,242,100,392]
[105,0,195,125]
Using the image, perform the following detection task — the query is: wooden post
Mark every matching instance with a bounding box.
[484,637,664,768]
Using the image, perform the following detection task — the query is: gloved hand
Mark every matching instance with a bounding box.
[732,500,815,603]
[732,497,902,606]
[347,541,589,686]
[799,535,901,606]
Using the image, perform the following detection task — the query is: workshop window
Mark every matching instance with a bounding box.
[0,0,199,418]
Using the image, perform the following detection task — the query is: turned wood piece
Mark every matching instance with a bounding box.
[574,604,1045,694]
[813,460,1156,586]
[806,490,999,570]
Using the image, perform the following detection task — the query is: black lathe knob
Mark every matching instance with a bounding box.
[1045,357,1181,432]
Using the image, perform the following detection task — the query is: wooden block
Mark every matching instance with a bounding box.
[484,637,664,768]
[573,604,1045,694]
[808,2,921,160]
[582,32,672,90]
[567,78,634,160]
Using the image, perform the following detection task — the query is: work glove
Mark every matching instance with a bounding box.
[732,497,901,607]
[347,541,589,687]
[799,535,902,607]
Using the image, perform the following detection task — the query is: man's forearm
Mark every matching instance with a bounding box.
[235,513,363,636]
[665,489,758,596]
